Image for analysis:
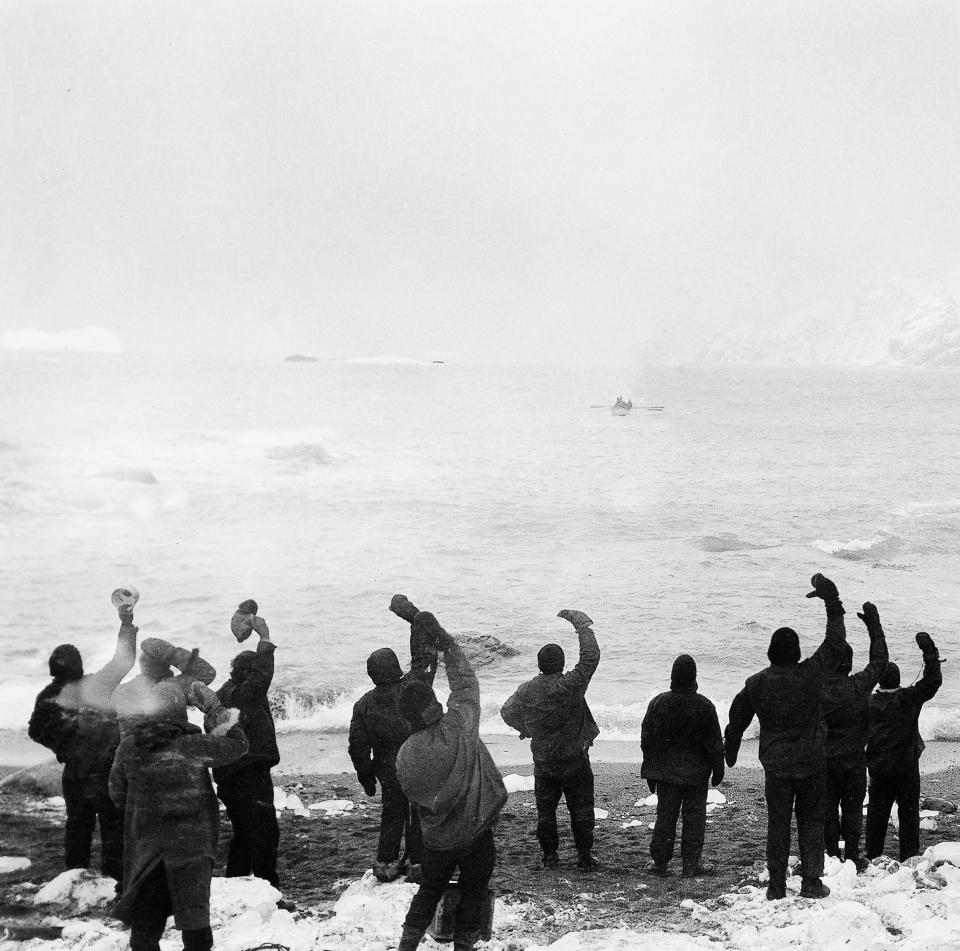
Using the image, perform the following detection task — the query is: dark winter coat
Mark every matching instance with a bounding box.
[213,640,278,783]
[348,680,411,788]
[641,686,724,787]
[396,641,507,851]
[867,649,942,775]
[500,624,600,772]
[109,720,248,930]
[725,605,847,779]
[822,626,888,761]
[28,621,137,779]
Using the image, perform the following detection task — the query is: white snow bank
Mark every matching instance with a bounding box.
[0,856,31,873]
[33,869,116,910]
[504,773,537,793]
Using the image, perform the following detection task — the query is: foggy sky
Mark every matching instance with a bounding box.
[2,1,959,363]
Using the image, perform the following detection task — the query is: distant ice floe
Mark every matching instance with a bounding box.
[1,327,122,354]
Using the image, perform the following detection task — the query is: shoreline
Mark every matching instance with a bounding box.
[6,730,960,777]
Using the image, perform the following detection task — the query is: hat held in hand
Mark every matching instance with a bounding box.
[111,586,140,613]
[231,599,259,643]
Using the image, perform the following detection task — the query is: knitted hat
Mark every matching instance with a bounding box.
[670,654,698,690]
[537,643,565,674]
[767,627,801,665]
[49,644,83,681]
[139,653,173,681]
[399,680,440,733]
[367,648,403,685]
[878,661,901,689]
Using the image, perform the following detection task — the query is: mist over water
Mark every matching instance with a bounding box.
[2,355,959,759]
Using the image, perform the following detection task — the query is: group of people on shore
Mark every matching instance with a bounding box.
[29,575,944,951]
[29,593,283,951]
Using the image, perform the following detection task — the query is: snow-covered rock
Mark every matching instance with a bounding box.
[0,856,31,873]
[33,869,116,910]
[504,773,536,793]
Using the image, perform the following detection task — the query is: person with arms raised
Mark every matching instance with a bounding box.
[500,610,600,870]
[865,630,942,861]
[394,610,507,951]
[724,573,848,901]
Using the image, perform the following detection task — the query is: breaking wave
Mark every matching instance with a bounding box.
[813,531,905,562]
[696,534,770,553]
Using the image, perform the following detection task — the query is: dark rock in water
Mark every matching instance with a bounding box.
[432,360,445,364]
[285,354,319,362]
[100,468,159,485]
[449,632,520,668]
[922,796,958,814]
[0,759,62,798]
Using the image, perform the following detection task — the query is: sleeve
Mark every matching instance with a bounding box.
[640,698,657,760]
[723,685,755,767]
[27,689,74,761]
[410,627,439,686]
[701,700,725,778]
[441,639,481,736]
[899,650,943,707]
[850,622,889,695]
[555,624,601,697]
[108,748,128,811]
[500,688,526,737]
[180,724,250,768]
[90,620,139,694]
[348,700,375,785]
[805,599,848,678]
[226,640,276,703]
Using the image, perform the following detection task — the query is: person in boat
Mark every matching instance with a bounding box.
[500,610,600,870]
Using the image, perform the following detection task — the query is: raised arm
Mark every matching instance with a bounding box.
[91,611,139,693]
[229,637,276,703]
[391,594,439,685]
[412,611,480,734]
[804,574,848,675]
[850,602,889,693]
[555,610,600,696]
[900,632,943,706]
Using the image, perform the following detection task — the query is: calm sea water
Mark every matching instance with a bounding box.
[2,354,958,762]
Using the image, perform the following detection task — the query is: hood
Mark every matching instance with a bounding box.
[367,647,403,685]
[768,627,801,665]
[49,644,83,681]
[230,650,259,682]
[537,643,565,674]
[670,653,698,691]
[878,662,901,689]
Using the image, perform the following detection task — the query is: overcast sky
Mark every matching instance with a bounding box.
[2,1,959,363]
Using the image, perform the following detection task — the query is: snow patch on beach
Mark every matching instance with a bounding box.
[0,856,31,873]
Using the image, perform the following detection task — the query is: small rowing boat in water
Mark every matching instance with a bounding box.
[611,397,633,416]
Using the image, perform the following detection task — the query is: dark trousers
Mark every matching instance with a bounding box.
[650,780,708,872]
[534,755,595,856]
[216,763,280,886]
[129,863,212,951]
[824,756,867,860]
[402,828,496,939]
[379,769,423,864]
[865,764,921,861]
[62,768,123,881]
[764,770,826,888]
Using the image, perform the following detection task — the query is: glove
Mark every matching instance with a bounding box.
[712,766,724,787]
[916,631,937,654]
[362,778,377,797]
[411,611,454,650]
[186,682,220,713]
[724,735,739,768]
[390,594,420,623]
[857,602,882,633]
[557,609,594,628]
[647,779,657,794]
[231,611,255,643]
[805,573,839,602]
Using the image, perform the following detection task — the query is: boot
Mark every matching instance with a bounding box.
[766,883,786,901]
[577,851,597,871]
[397,924,426,951]
[374,860,402,883]
[647,860,671,878]
[799,878,831,899]
[453,930,481,951]
[681,862,715,878]
[542,851,559,868]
